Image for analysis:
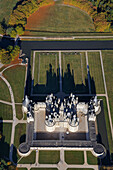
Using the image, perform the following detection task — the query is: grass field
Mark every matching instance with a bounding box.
[15,104,23,120]
[62,52,88,94]
[14,124,26,148]
[30,168,58,170]
[102,51,113,124]
[0,103,13,120]
[67,168,94,170]
[25,1,95,36]
[87,151,98,165]
[33,52,59,94]
[65,151,84,164]
[3,65,26,103]
[0,0,18,24]
[2,123,12,144]
[88,52,105,94]
[17,168,27,170]
[38,150,60,164]
[98,96,113,161]
[19,151,36,164]
[0,78,11,102]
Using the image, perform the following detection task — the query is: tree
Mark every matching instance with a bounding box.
[6,27,14,35]
[0,24,5,35]
[10,29,17,38]
[7,45,13,52]
[15,25,24,35]
[10,45,20,61]
[6,27,17,38]
[1,49,11,64]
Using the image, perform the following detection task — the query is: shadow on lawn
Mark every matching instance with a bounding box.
[0,118,10,160]
[31,63,96,95]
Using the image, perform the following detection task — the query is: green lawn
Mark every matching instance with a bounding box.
[65,151,84,164]
[17,168,27,170]
[3,66,26,103]
[0,0,18,24]
[18,151,36,164]
[2,123,12,144]
[30,168,58,170]
[102,50,113,124]
[62,52,88,93]
[0,78,11,102]
[33,52,59,94]
[88,52,105,94]
[14,123,26,148]
[98,97,113,161]
[0,103,13,120]
[39,150,60,164]
[25,2,95,36]
[87,151,98,165]
[16,104,23,120]
[67,168,94,170]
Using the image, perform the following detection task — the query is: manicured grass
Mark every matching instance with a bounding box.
[65,151,84,164]
[14,124,26,148]
[0,103,13,120]
[30,168,57,170]
[87,151,98,165]
[2,123,12,144]
[3,66,26,103]
[15,104,23,120]
[0,78,11,102]
[19,151,36,164]
[17,168,27,170]
[62,52,88,93]
[88,52,105,94]
[33,52,59,94]
[67,168,94,170]
[25,3,95,36]
[0,0,18,23]
[39,150,60,164]
[102,50,113,124]
[98,97,113,159]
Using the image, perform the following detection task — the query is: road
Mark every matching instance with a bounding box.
[20,40,113,57]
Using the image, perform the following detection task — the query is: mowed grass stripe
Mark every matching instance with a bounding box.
[2,123,12,144]
[14,123,26,148]
[65,151,84,164]
[88,52,105,94]
[3,66,26,103]
[0,103,13,120]
[39,150,60,164]
[0,78,11,102]
[34,53,58,85]
[62,52,88,93]
[102,50,113,124]
[25,4,95,35]
[33,52,59,94]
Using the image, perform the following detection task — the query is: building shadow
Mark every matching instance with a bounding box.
[33,64,59,94]
[96,100,111,166]
[25,62,96,98]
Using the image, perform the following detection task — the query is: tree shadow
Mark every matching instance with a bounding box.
[0,118,10,160]
[0,18,7,31]
[13,0,25,10]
